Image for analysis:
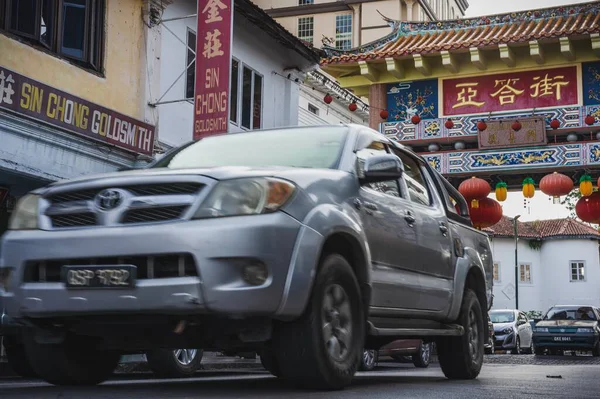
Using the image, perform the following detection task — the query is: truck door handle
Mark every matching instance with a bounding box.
[404,211,415,224]
[364,202,378,211]
[353,198,362,210]
[439,223,448,235]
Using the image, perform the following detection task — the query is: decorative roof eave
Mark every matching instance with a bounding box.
[305,70,369,115]
[320,0,600,65]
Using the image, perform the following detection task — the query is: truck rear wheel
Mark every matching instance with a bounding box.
[273,253,365,390]
[24,334,120,386]
[436,289,484,380]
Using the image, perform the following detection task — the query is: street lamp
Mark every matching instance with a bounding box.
[513,215,521,310]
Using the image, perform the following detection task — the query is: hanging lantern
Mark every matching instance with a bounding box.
[445,119,454,129]
[512,120,522,131]
[575,191,600,223]
[495,182,508,202]
[411,114,421,124]
[468,197,503,229]
[458,176,491,209]
[477,120,487,131]
[349,102,357,112]
[539,172,574,204]
[380,110,389,120]
[522,177,535,198]
[324,94,333,104]
[550,119,560,129]
[579,174,593,196]
[585,114,596,126]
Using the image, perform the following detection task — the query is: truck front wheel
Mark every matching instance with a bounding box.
[273,253,365,390]
[23,334,120,386]
[436,289,484,380]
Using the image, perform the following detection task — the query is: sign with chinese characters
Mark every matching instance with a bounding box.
[442,66,579,116]
[194,0,233,140]
[0,66,155,155]
[478,117,547,150]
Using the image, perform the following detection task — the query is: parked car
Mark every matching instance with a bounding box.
[490,309,533,354]
[0,125,493,390]
[360,340,432,371]
[532,305,600,356]
[484,314,495,355]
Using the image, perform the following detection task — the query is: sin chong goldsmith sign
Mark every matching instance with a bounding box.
[0,66,155,156]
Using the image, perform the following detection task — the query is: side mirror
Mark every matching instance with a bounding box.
[533,318,541,324]
[517,320,526,326]
[361,154,404,183]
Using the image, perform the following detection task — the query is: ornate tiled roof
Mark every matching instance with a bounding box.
[484,216,600,240]
[321,1,600,64]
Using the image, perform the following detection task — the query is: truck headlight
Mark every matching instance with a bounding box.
[577,328,594,333]
[8,194,40,230]
[534,327,548,333]
[193,178,295,219]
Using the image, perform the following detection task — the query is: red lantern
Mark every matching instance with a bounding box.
[445,119,454,129]
[512,121,522,131]
[477,121,487,131]
[411,114,421,124]
[468,197,503,229]
[550,119,560,129]
[380,110,389,120]
[349,102,357,112]
[585,114,596,126]
[324,94,333,104]
[458,176,491,209]
[576,191,600,223]
[539,172,573,202]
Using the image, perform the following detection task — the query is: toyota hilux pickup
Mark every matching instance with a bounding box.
[0,124,493,390]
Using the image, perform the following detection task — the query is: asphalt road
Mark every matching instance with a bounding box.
[1,357,600,399]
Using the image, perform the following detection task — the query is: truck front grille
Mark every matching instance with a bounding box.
[121,206,188,224]
[23,254,198,283]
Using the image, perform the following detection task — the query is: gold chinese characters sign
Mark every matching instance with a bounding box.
[442,66,579,116]
[478,117,547,150]
[194,0,233,140]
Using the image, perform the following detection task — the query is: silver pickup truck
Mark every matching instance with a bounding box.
[0,124,493,390]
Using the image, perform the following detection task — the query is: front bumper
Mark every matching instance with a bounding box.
[1,212,322,321]
[533,333,599,350]
[494,331,516,350]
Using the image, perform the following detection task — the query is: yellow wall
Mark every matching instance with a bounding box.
[0,0,146,120]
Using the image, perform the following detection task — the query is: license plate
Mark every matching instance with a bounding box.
[62,265,136,288]
[553,336,571,341]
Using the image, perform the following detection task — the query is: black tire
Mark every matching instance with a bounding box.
[534,346,544,355]
[592,342,600,357]
[23,334,120,386]
[273,253,365,390]
[3,336,38,378]
[259,346,280,377]
[511,337,521,355]
[359,349,378,371]
[146,349,203,378]
[412,342,431,368]
[436,289,484,380]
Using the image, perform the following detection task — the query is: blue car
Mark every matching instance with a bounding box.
[532,305,600,356]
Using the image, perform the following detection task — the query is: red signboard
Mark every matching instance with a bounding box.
[442,66,579,116]
[194,0,233,140]
[0,66,155,155]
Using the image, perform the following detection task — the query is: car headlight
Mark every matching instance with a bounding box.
[502,327,513,335]
[534,327,549,333]
[8,194,40,230]
[577,328,594,333]
[193,178,295,219]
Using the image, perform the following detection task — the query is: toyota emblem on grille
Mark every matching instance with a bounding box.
[95,189,124,210]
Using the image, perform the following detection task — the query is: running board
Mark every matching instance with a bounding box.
[368,322,464,337]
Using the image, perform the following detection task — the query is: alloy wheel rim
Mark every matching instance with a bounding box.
[322,283,353,362]
[363,350,375,367]
[173,349,198,366]
[421,343,431,362]
[468,308,480,361]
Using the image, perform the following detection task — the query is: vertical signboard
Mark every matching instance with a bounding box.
[194,0,233,140]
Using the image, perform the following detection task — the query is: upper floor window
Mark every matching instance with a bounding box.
[1,0,105,72]
[493,263,501,283]
[519,263,532,284]
[298,0,313,4]
[297,16,313,44]
[308,103,319,115]
[335,14,352,50]
[570,261,586,282]
[185,28,196,99]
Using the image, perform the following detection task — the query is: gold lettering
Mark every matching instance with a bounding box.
[47,93,58,118]
[452,83,485,109]
[203,29,224,59]
[201,0,228,24]
[490,78,524,105]
[530,74,570,100]
[20,83,31,110]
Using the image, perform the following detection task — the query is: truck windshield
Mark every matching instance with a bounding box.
[490,311,515,323]
[151,126,349,170]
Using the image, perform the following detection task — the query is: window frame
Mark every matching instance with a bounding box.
[185,27,196,100]
[519,262,532,284]
[393,150,433,208]
[232,61,263,131]
[229,57,240,125]
[569,260,586,282]
[297,15,313,44]
[335,13,352,50]
[1,0,105,73]
[493,262,501,284]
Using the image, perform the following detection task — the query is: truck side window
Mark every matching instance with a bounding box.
[396,153,431,206]
[356,141,401,198]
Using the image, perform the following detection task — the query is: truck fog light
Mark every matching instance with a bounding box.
[242,263,268,286]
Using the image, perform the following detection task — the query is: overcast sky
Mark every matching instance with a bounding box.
[464,0,587,17]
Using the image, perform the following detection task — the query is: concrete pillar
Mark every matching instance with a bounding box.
[369,84,387,131]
